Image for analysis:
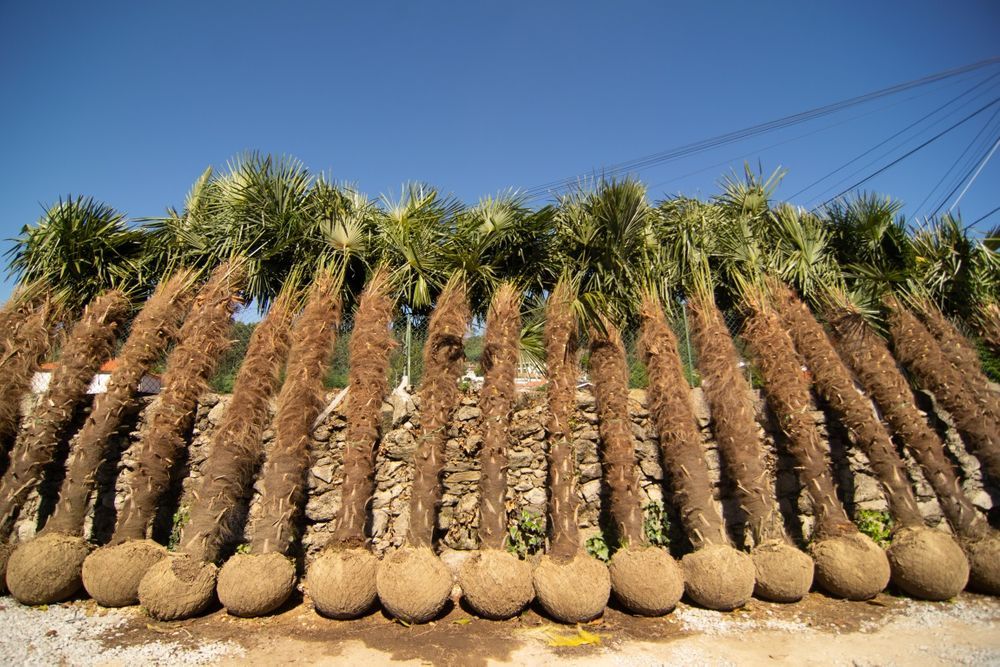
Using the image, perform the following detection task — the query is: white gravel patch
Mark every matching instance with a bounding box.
[888,597,999,629]
[0,596,243,666]
[674,606,809,636]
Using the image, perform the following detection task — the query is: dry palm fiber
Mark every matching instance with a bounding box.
[592,314,684,615]
[976,303,1000,355]
[0,290,129,540]
[638,295,755,610]
[531,282,610,624]
[886,298,1000,483]
[455,282,534,620]
[81,261,245,607]
[305,269,396,620]
[217,273,341,618]
[376,277,469,624]
[773,284,967,600]
[917,299,1000,428]
[0,297,54,459]
[4,272,194,606]
[138,292,295,621]
[827,307,1000,594]
[743,303,889,600]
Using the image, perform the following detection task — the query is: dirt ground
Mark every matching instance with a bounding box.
[15,589,988,666]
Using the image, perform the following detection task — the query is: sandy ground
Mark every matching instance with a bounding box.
[1,590,998,666]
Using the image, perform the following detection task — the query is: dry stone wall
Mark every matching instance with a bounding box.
[8,384,997,566]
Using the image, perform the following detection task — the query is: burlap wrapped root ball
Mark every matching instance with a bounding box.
[376,547,453,624]
[751,541,814,603]
[82,539,167,607]
[810,533,890,600]
[217,552,297,617]
[608,546,683,616]
[681,544,755,610]
[7,533,91,605]
[887,527,968,600]
[961,532,1000,595]
[0,542,15,594]
[457,549,534,620]
[533,551,611,623]
[138,554,218,620]
[306,548,379,619]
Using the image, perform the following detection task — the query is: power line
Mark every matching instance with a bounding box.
[928,127,1000,218]
[814,96,1000,211]
[521,57,1000,200]
[968,204,1000,227]
[947,135,1000,213]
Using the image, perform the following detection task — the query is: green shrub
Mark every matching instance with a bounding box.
[506,510,545,559]
[585,534,610,562]
[854,509,893,548]
[643,501,671,547]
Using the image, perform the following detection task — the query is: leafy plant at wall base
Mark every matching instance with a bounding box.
[585,535,610,563]
[643,501,671,548]
[168,506,190,551]
[854,510,893,548]
[505,510,545,559]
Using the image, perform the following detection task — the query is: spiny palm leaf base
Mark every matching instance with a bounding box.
[375,547,453,624]
[681,544,755,611]
[886,527,968,600]
[809,534,890,600]
[306,547,379,619]
[533,551,611,624]
[82,539,167,607]
[750,541,814,603]
[457,549,534,620]
[961,533,1000,595]
[6,533,90,605]
[138,554,217,620]
[216,552,296,617]
[608,546,683,616]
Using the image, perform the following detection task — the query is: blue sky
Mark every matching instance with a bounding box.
[1,1,998,303]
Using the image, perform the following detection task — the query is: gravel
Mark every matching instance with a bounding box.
[0,596,243,665]
[674,605,810,636]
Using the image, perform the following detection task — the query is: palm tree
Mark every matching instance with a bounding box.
[4,271,194,605]
[82,261,245,607]
[0,294,53,460]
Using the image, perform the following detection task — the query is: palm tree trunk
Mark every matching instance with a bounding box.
[827,308,990,540]
[406,278,470,548]
[42,273,193,537]
[476,283,520,550]
[329,269,396,549]
[543,282,581,561]
[686,292,784,546]
[772,285,924,528]
[886,298,1000,483]
[639,296,727,548]
[178,293,294,562]
[112,262,244,542]
[0,290,129,539]
[0,299,54,460]
[250,275,341,555]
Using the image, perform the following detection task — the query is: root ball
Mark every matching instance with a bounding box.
[306,548,378,619]
[375,547,453,624]
[217,552,296,617]
[608,546,683,616]
[457,549,534,620]
[681,544,755,610]
[751,541,814,603]
[533,551,610,623]
[887,527,968,600]
[962,532,1000,595]
[810,533,889,600]
[138,555,218,620]
[82,539,167,607]
[7,533,91,605]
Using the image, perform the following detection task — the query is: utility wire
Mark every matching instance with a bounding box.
[814,96,1000,211]
[944,135,1000,214]
[927,128,1000,218]
[968,204,1000,227]
[522,57,1000,200]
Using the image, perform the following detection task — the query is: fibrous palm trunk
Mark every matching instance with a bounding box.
[138,292,295,620]
[743,303,889,600]
[686,292,812,603]
[774,284,968,600]
[0,291,128,595]
[376,278,470,624]
[827,307,1000,594]
[886,298,1000,483]
[4,273,193,605]
[531,282,610,624]
[81,262,245,608]
[0,297,54,462]
[306,269,398,619]
[640,295,754,610]
[216,274,341,618]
